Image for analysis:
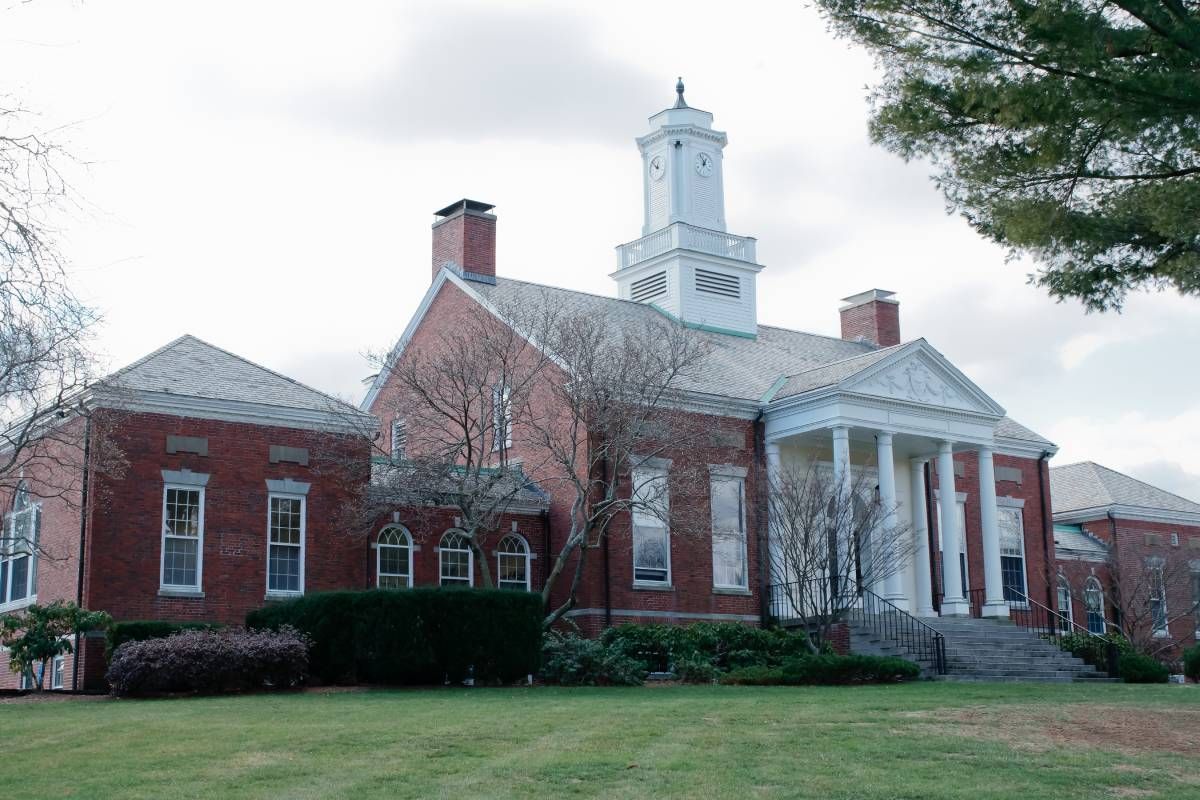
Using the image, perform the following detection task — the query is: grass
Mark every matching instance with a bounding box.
[2,683,1198,799]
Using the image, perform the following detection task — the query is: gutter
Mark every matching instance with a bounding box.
[753,410,770,626]
[72,415,92,692]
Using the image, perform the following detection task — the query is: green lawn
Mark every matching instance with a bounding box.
[2,683,1198,799]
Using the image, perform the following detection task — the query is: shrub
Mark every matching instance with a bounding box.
[1119,652,1169,684]
[107,620,223,658]
[539,633,645,686]
[601,623,808,674]
[246,588,543,685]
[673,654,723,684]
[1183,645,1200,682]
[719,655,919,686]
[1058,631,1133,670]
[0,602,111,690]
[106,627,309,697]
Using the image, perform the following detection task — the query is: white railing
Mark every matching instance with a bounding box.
[615,222,757,269]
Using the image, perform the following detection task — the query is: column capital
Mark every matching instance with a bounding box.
[765,440,782,455]
[978,443,995,457]
[831,425,850,440]
[910,456,930,467]
[938,440,954,455]
[875,430,894,445]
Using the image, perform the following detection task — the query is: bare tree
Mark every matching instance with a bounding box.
[767,461,914,651]
[1106,551,1198,660]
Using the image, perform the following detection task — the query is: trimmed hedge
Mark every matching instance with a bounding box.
[246,588,543,685]
[720,655,921,685]
[1184,645,1200,682]
[601,622,809,674]
[106,627,308,697]
[107,620,223,658]
[1119,652,1169,684]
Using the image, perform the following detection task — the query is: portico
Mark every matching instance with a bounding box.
[762,340,1015,618]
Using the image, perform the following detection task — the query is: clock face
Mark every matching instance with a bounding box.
[695,152,714,177]
[649,155,665,181]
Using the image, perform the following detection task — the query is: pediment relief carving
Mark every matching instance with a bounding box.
[849,354,990,413]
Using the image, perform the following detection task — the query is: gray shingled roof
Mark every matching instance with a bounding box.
[1050,461,1200,515]
[104,334,368,418]
[1053,525,1109,559]
[471,277,1046,441]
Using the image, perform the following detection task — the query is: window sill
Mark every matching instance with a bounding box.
[632,582,674,592]
[158,588,205,599]
[265,591,304,601]
[0,595,36,614]
[1006,602,1030,610]
[712,586,752,597]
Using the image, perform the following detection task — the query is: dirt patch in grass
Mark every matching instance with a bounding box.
[0,692,110,705]
[913,704,1200,757]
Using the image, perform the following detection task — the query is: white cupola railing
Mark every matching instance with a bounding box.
[616,222,757,270]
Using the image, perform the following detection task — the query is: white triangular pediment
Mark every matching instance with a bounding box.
[841,344,1004,416]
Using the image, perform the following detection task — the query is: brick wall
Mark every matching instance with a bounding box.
[431,209,496,281]
[839,300,900,347]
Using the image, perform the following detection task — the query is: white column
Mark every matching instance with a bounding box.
[936,440,970,616]
[978,446,1009,618]
[877,432,905,604]
[831,426,852,591]
[765,440,784,587]
[910,458,937,617]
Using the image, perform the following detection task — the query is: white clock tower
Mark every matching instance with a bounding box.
[613,80,763,337]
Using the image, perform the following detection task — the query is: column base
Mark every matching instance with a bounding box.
[883,593,909,611]
[939,598,971,617]
[914,607,939,618]
[981,601,1010,619]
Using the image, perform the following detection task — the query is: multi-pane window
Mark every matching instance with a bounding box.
[1149,560,1168,637]
[1192,569,1200,638]
[632,466,670,584]
[267,495,304,594]
[377,526,412,589]
[390,418,407,462]
[51,655,65,690]
[1085,576,1106,635]
[1056,576,1073,633]
[2,482,39,606]
[497,534,530,591]
[710,475,747,589]
[492,384,512,452]
[998,507,1027,602]
[439,531,472,586]
[161,486,203,589]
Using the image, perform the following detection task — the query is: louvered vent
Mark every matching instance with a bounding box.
[631,271,667,303]
[695,268,739,299]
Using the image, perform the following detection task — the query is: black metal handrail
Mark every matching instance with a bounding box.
[767,578,946,675]
[1008,589,1120,677]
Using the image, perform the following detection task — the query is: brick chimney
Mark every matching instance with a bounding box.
[431,199,496,283]
[839,289,900,347]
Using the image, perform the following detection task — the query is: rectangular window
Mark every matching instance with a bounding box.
[997,507,1028,603]
[267,495,305,595]
[161,486,203,589]
[1149,563,1168,637]
[51,655,65,690]
[1192,570,1200,639]
[710,475,747,589]
[2,497,39,606]
[390,418,407,461]
[632,466,670,585]
[492,385,512,452]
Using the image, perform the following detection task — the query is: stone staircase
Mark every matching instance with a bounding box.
[848,615,1116,683]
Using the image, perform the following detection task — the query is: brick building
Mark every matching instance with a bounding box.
[1051,461,1200,656]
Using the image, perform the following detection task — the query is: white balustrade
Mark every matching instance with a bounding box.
[616,222,757,268]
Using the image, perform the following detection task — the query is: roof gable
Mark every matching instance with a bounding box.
[838,341,1005,416]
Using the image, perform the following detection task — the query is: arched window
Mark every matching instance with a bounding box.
[497,534,531,591]
[1056,576,1073,633]
[2,481,39,607]
[439,531,472,586]
[377,526,412,589]
[1084,576,1106,635]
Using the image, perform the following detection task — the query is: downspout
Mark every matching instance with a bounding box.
[72,414,93,692]
[540,508,550,606]
[1107,510,1120,629]
[600,455,611,628]
[753,411,769,626]
[924,460,938,612]
[1037,451,1054,608]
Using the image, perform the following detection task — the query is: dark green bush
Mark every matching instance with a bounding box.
[1183,645,1200,682]
[107,620,223,658]
[539,633,645,686]
[1119,652,1169,684]
[601,622,808,674]
[719,655,919,686]
[1058,631,1132,670]
[246,588,543,685]
[672,654,723,684]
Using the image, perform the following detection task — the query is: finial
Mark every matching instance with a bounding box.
[674,77,687,109]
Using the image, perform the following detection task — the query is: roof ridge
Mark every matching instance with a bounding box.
[783,340,910,378]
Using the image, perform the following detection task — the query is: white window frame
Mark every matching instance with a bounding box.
[376,525,413,589]
[492,384,512,452]
[1149,560,1169,638]
[2,487,40,610]
[438,530,473,587]
[160,483,205,592]
[266,493,306,597]
[496,533,532,591]
[51,654,65,690]
[709,469,748,590]
[390,418,407,462]
[632,464,671,587]
[996,504,1029,607]
[1056,575,1073,633]
[1084,575,1106,635]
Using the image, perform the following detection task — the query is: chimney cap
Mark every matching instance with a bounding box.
[434,199,495,218]
[840,289,897,307]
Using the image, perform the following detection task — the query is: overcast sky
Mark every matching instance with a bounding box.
[5,0,1199,501]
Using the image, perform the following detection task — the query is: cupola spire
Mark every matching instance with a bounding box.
[674,77,687,109]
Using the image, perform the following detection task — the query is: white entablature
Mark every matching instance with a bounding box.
[612,79,763,338]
